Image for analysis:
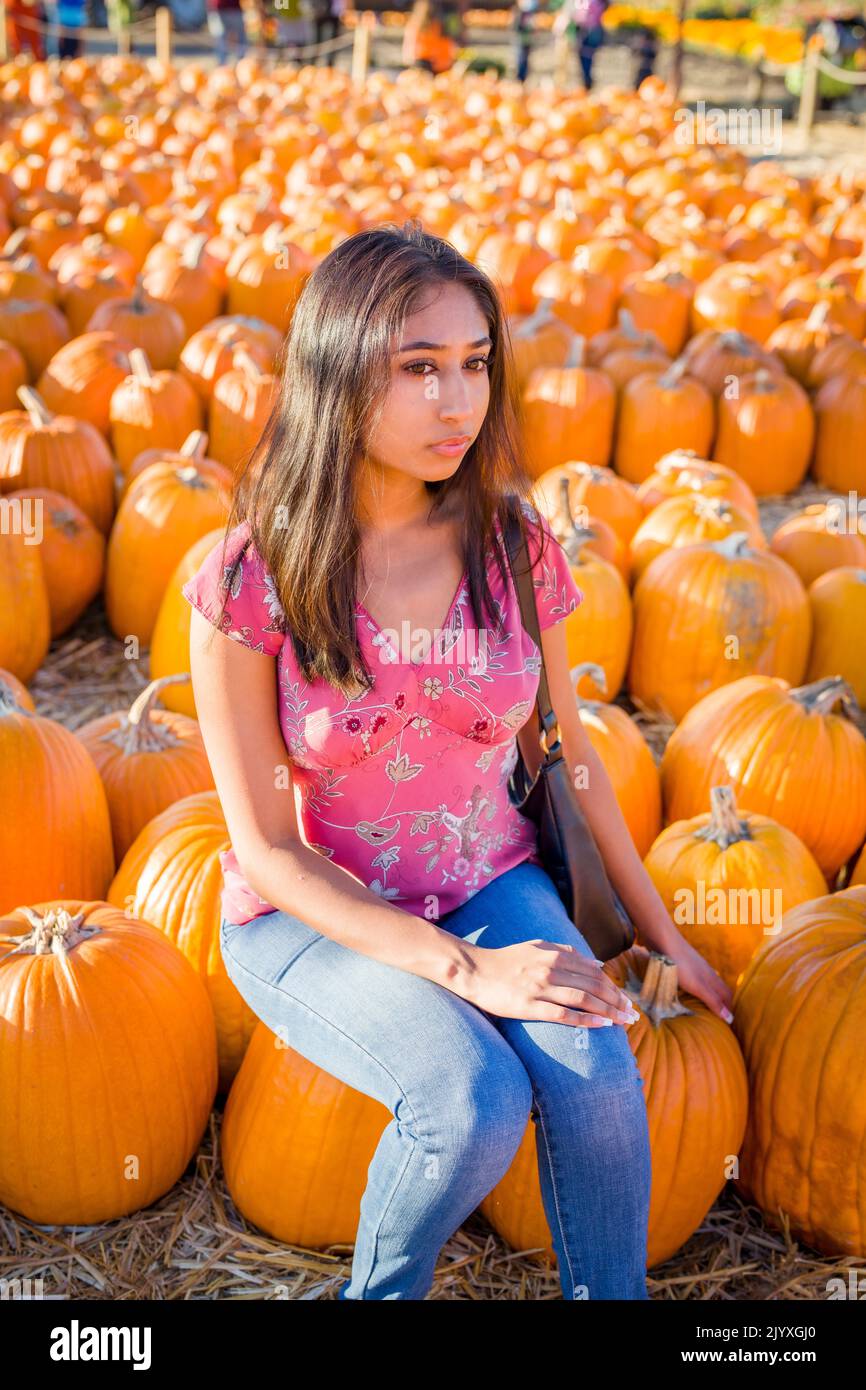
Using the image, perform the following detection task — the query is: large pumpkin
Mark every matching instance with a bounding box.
[628,533,811,724]
[150,527,228,719]
[107,789,257,1093]
[770,504,866,589]
[572,662,661,857]
[613,359,714,486]
[521,336,615,474]
[712,369,815,496]
[0,902,216,1224]
[806,567,866,706]
[109,347,203,474]
[555,526,633,702]
[104,440,231,646]
[660,675,866,880]
[75,675,215,864]
[0,386,116,535]
[629,493,764,584]
[732,887,866,1256]
[643,785,826,990]
[220,1024,390,1248]
[2,486,104,636]
[0,682,115,910]
[480,949,748,1271]
[0,527,51,682]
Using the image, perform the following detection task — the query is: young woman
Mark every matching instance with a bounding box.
[183,223,733,1301]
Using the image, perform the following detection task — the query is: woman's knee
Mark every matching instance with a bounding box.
[433,1047,533,1163]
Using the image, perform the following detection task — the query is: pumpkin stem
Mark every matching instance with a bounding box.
[0,906,101,958]
[657,357,687,390]
[557,474,572,534]
[232,348,266,381]
[693,785,752,849]
[571,661,607,700]
[17,386,54,428]
[104,675,192,756]
[513,297,555,339]
[130,277,147,313]
[790,675,860,718]
[630,951,693,1024]
[128,347,154,384]
[180,430,209,461]
[713,530,751,559]
[181,233,209,269]
[0,680,33,717]
[565,334,585,370]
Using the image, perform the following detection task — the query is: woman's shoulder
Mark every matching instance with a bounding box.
[181,519,289,657]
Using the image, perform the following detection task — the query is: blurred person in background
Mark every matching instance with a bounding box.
[55,0,87,55]
[206,0,248,63]
[512,0,540,83]
[553,0,609,90]
[402,0,458,74]
[7,0,48,57]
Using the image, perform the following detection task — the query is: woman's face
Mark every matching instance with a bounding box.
[362,281,492,488]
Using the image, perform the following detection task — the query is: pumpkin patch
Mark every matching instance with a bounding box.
[2,45,866,1303]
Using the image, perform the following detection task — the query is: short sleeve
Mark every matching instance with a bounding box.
[181,521,288,657]
[521,502,584,631]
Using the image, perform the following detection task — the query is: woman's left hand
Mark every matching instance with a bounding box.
[649,932,735,1025]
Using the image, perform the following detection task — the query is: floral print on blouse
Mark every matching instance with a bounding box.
[181,502,583,925]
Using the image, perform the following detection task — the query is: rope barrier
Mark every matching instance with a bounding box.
[815,52,866,84]
[2,11,357,55]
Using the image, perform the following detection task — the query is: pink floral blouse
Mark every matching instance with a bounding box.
[181,502,583,925]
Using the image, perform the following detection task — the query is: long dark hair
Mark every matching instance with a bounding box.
[209,220,550,697]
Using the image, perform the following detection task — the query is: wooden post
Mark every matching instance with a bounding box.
[553,33,569,87]
[155,5,172,66]
[671,0,687,99]
[117,21,131,56]
[351,14,372,89]
[0,0,7,64]
[798,38,820,145]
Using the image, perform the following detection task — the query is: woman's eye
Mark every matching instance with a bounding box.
[403,357,491,375]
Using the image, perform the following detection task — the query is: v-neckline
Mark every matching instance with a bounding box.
[356,565,468,670]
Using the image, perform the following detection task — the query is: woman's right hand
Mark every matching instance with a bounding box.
[458,940,641,1028]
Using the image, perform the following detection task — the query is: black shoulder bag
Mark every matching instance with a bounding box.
[502,503,636,962]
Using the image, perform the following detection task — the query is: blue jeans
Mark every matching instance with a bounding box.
[207,8,246,65]
[219,859,651,1300]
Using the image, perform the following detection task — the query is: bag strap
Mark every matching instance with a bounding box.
[502,499,561,755]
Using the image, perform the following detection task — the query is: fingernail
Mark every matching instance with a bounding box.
[721,1007,734,1024]
[597,1018,613,1027]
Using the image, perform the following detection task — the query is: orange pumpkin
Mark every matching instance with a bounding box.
[0,386,116,535]
[480,948,748,1271]
[87,277,187,370]
[712,369,815,497]
[644,785,827,991]
[208,348,276,479]
[105,436,232,646]
[732,887,866,1256]
[572,662,661,857]
[812,373,866,493]
[36,329,135,434]
[635,450,759,520]
[613,360,714,486]
[109,347,203,475]
[76,675,215,864]
[0,684,115,910]
[630,493,765,583]
[661,674,866,880]
[2,486,104,636]
[521,336,615,474]
[107,789,259,1093]
[0,901,216,1224]
[770,504,866,589]
[629,534,811,724]
[806,567,866,707]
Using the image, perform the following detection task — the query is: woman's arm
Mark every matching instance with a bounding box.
[534,615,734,1018]
[189,608,479,993]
